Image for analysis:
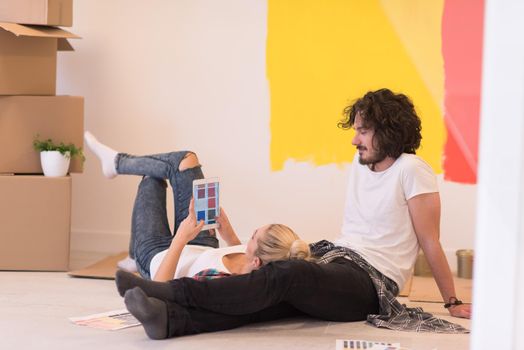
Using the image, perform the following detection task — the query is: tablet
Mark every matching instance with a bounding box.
[192,178,220,230]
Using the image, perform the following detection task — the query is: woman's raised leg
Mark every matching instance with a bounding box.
[129,176,172,279]
[84,132,218,249]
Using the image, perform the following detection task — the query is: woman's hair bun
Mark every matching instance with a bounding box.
[255,224,311,265]
[289,239,311,260]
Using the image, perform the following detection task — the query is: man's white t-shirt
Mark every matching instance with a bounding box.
[335,153,438,290]
[149,244,246,280]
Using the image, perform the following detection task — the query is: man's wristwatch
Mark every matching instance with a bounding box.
[444,296,463,308]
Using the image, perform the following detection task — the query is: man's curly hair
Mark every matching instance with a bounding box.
[338,88,422,159]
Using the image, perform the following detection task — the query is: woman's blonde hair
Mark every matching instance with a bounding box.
[255,224,311,265]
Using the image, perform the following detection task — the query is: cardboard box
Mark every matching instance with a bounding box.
[0,0,73,27]
[0,95,84,174]
[0,175,71,271]
[0,22,79,95]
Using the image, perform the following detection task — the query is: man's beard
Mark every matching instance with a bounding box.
[357,147,387,166]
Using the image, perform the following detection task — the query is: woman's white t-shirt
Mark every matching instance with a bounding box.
[335,153,438,290]
[149,244,246,280]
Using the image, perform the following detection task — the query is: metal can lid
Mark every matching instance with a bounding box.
[456,249,474,257]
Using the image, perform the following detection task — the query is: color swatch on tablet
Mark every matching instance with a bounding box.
[193,178,220,230]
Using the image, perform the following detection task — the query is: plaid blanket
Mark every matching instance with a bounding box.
[192,268,231,281]
[310,240,469,333]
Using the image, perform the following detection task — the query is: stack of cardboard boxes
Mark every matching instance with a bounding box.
[0,0,83,271]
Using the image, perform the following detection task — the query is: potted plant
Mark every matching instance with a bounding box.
[33,135,85,177]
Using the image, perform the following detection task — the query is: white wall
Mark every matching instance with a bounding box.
[58,0,476,271]
[471,1,524,349]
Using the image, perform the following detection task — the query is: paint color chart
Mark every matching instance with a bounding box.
[335,339,400,350]
[193,179,219,228]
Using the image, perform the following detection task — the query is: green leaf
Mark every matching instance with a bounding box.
[33,134,85,162]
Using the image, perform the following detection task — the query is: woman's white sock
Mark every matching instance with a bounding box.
[84,131,118,179]
[117,256,138,273]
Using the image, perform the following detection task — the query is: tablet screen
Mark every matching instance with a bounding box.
[193,178,219,229]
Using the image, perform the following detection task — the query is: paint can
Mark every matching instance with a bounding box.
[456,249,474,279]
[414,251,433,277]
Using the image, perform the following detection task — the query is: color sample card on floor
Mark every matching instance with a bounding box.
[193,178,220,230]
[70,309,140,331]
[336,339,401,350]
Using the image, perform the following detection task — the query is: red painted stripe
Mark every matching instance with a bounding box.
[442,0,485,184]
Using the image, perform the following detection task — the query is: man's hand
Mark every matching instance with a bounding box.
[174,198,204,244]
[448,303,471,319]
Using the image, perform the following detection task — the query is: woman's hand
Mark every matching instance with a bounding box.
[154,199,203,282]
[448,303,472,319]
[215,208,241,246]
[174,198,204,244]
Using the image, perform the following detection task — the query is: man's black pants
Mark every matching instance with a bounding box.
[165,257,380,337]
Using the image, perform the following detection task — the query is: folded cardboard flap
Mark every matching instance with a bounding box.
[0,0,73,27]
[57,37,73,51]
[0,22,80,39]
[0,21,79,51]
[68,252,130,280]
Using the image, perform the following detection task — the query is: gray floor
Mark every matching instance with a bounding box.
[1,252,471,350]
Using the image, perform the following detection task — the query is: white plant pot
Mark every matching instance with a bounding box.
[40,151,71,177]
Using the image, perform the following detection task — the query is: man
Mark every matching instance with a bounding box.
[116,88,471,339]
[337,89,470,319]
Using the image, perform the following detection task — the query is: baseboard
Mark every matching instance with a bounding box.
[70,229,130,254]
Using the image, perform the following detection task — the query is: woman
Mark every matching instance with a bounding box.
[84,132,310,282]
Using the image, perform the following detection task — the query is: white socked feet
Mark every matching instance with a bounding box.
[117,255,138,273]
[84,131,118,179]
